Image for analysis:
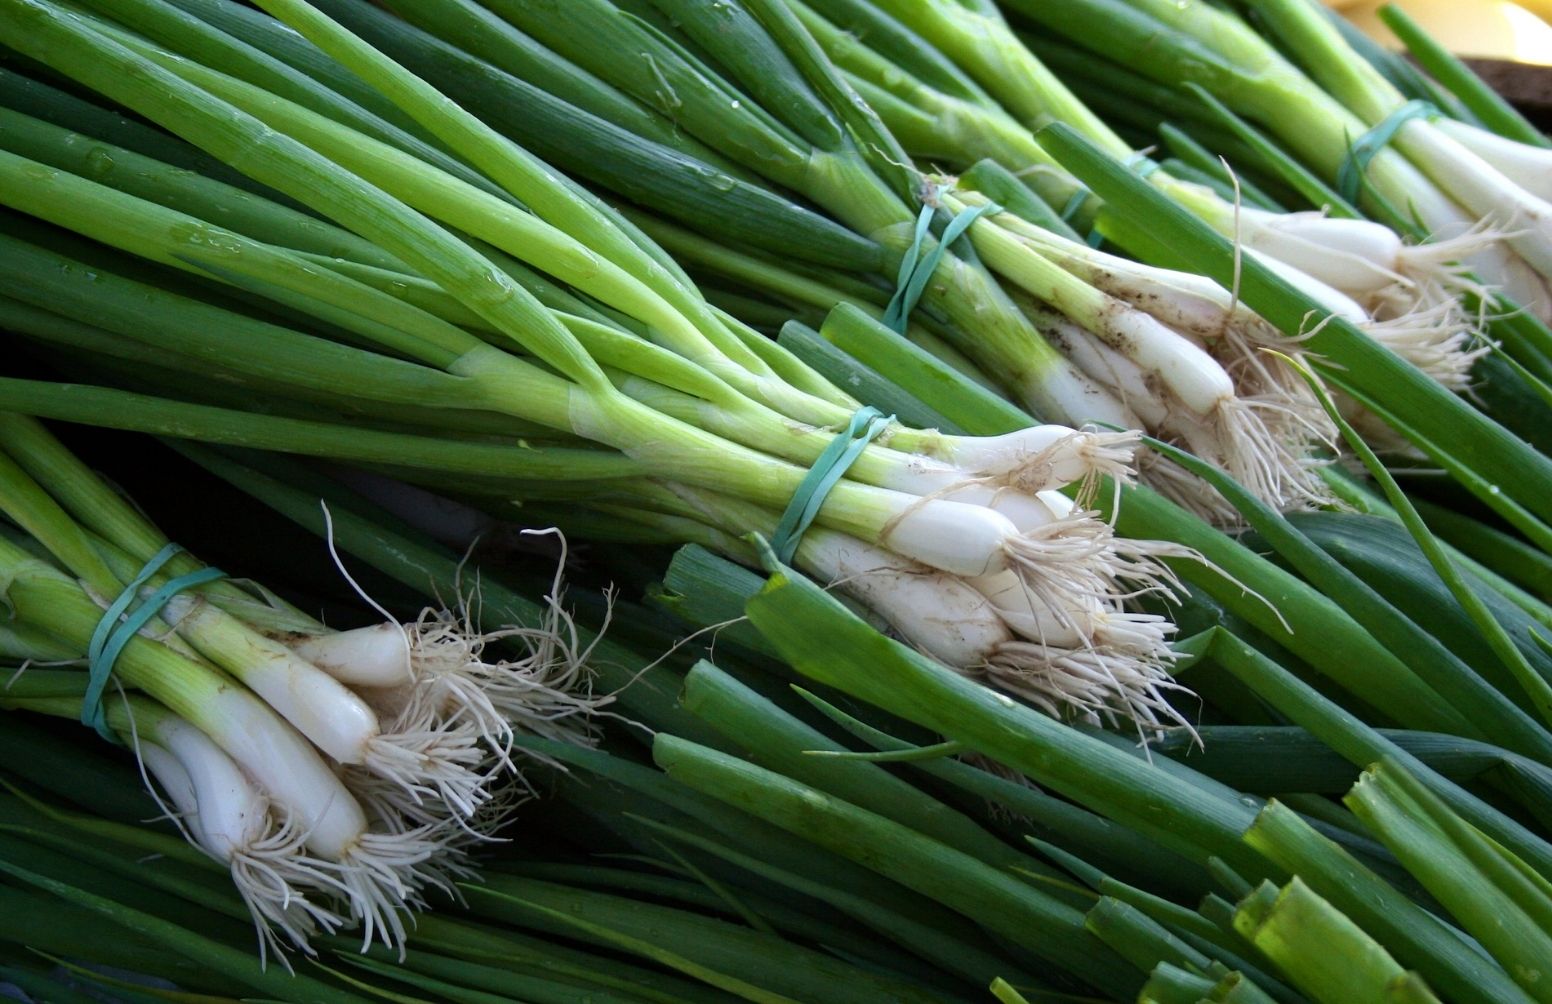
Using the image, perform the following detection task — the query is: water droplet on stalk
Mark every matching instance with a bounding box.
[85,146,115,176]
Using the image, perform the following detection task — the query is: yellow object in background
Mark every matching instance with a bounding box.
[1329,0,1552,65]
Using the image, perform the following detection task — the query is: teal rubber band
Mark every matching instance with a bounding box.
[882,203,936,332]
[1337,99,1436,204]
[84,545,225,743]
[1128,153,1164,181]
[769,406,894,563]
[1057,188,1089,223]
[883,194,1000,334]
[895,201,997,325]
[85,543,183,732]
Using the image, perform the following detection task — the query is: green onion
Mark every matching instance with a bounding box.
[1232,876,1439,1004]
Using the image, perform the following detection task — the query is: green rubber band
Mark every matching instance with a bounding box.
[882,202,937,333]
[84,544,225,743]
[1131,155,1164,181]
[1058,188,1089,224]
[883,189,1000,333]
[769,406,894,563]
[1337,99,1437,204]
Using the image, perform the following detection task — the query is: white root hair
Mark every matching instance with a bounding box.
[1004,428,1140,509]
[1000,508,1191,618]
[985,505,1207,731]
[1222,394,1326,488]
[982,593,1184,727]
[405,599,605,755]
[356,723,494,822]
[1212,363,1333,505]
[216,796,480,961]
[985,639,1192,734]
[1137,408,1318,523]
[226,810,351,963]
[1390,222,1511,313]
[132,733,346,968]
[322,823,471,955]
[374,532,609,782]
[322,504,604,794]
[1314,240,1496,459]
[1361,228,1498,390]
[1362,296,1492,391]
[1137,321,1336,522]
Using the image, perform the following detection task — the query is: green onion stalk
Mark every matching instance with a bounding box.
[0,4,1201,719]
[1230,875,1440,1003]
[991,0,1551,322]
[618,207,1016,398]
[794,0,1491,394]
[330,0,1337,515]
[0,415,612,955]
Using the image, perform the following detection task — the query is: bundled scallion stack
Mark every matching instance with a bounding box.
[0,415,601,956]
[0,0,1208,725]
[1002,0,1552,318]
[788,0,1497,447]
[318,0,1343,516]
[284,0,1544,523]
[3,0,1552,998]
[806,0,1497,323]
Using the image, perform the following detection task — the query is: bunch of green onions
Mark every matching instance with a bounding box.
[0,415,604,957]
[0,0,1216,724]
[332,0,1515,511]
[995,0,1552,323]
[812,0,1494,313]
[362,0,1512,514]
[0,701,1009,1003]
[790,0,1500,445]
[318,0,1345,517]
[735,0,1552,532]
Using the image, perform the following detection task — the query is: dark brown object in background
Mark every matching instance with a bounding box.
[1465,57,1552,131]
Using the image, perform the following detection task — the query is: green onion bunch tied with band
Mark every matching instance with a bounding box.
[0,1,1204,732]
[0,416,604,959]
[811,0,1498,378]
[338,0,1345,518]
[962,0,1552,358]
